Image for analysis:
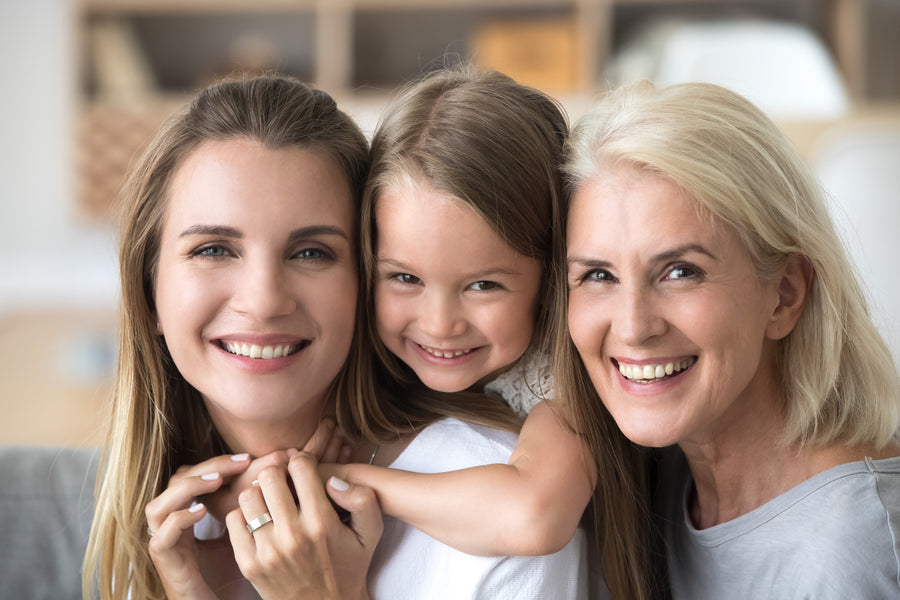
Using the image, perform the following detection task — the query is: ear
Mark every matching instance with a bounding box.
[765,253,813,341]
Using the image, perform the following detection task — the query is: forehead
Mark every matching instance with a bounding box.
[163,139,354,230]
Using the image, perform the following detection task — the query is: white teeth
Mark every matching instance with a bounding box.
[421,344,472,359]
[223,342,297,359]
[618,358,696,382]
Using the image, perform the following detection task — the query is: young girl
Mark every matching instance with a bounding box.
[330,66,650,598]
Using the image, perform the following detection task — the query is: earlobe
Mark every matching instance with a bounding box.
[766,254,814,340]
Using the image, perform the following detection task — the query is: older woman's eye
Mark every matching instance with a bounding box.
[666,264,703,280]
[583,269,615,283]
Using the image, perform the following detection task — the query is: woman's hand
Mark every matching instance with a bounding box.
[227,451,383,600]
[145,453,251,599]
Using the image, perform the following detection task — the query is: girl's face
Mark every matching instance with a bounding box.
[374,176,543,393]
[566,165,782,449]
[154,138,357,447]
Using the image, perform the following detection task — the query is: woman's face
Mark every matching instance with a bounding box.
[373,176,543,393]
[566,165,782,449]
[154,138,357,440]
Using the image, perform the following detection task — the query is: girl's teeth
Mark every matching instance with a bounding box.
[422,345,471,358]
[224,342,296,359]
[619,358,696,381]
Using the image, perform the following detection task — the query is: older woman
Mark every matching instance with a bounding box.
[554,81,900,598]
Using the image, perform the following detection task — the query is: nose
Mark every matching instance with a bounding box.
[612,284,666,347]
[418,290,467,339]
[232,260,297,320]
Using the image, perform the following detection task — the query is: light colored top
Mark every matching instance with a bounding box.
[484,350,552,418]
[659,449,900,599]
[367,417,589,600]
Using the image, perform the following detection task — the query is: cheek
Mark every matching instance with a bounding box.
[567,293,597,355]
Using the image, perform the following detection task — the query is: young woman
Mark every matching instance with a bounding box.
[83,74,379,599]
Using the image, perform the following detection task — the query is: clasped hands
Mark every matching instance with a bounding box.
[145,419,382,600]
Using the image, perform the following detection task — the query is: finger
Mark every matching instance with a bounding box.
[238,479,277,541]
[287,452,335,517]
[301,418,337,460]
[173,453,251,482]
[146,472,223,532]
[319,426,346,464]
[327,478,383,548]
[148,502,207,554]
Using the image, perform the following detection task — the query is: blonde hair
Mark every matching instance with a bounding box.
[561,80,899,450]
[83,74,368,600]
[336,65,568,441]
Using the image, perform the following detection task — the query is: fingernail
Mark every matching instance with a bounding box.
[286,448,299,457]
[201,472,219,481]
[251,479,259,487]
[231,453,249,461]
[189,503,205,513]
[329,476,350,491]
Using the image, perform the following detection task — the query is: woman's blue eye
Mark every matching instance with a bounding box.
[295,247,327,260]
[198,246,227,258]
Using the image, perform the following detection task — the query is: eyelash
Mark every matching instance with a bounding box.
[388,273,422,285]
[573,263,704,285]
[189,244,335,262]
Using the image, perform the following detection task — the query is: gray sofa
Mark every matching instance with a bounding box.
[0,445,99,600]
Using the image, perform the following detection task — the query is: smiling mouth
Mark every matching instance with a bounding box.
[616,357,697,382]
[417,343,475,359]
[220,340,309,359]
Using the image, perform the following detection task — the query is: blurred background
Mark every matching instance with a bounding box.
[2,0,898,447]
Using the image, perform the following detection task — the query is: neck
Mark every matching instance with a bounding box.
[681,400,898,529]
[206,397,335,458]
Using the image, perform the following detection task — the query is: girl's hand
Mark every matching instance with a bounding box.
[203,418,349,523]
[145,453,251,599]
[227,451,383,600]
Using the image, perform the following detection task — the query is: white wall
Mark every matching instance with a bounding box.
[0,1,118,315]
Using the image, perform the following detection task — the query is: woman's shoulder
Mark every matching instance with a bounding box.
[389,418,518,473]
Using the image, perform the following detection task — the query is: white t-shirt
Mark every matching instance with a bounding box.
[367,418,589,600]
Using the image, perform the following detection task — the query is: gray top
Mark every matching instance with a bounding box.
[659,449,900,599]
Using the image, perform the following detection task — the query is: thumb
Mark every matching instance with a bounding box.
[327,477,384,547]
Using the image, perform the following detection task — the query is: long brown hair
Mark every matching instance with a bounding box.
[83,73,368,600]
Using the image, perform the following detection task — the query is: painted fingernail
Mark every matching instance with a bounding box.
[231,453,249,461]
[201,472,219,481]
[189,503,205,513]
[329,476,350,492]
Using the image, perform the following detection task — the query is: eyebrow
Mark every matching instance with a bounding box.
[377,256,520,277]
[567,244,717,268]
[179,224,349,241]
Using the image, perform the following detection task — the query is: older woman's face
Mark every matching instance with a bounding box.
[566,165,782,448]
[154,138,357,437]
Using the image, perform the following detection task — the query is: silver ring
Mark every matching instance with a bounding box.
[147,527,156,538]
[246,512,274,533]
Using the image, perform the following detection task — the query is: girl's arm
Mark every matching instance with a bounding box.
[324,401,595,556]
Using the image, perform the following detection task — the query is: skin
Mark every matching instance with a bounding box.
[319,174,594,557]
[566,163,899,529]
[145,138,381,599]
[374,176,543,393]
